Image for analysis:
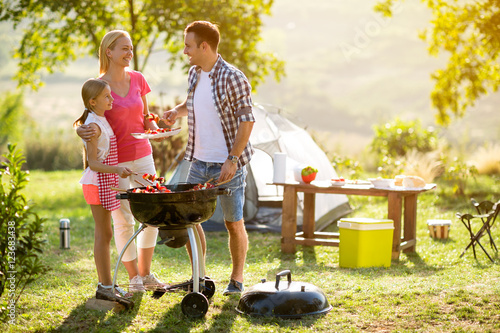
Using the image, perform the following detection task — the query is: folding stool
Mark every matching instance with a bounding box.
[471,199,499,252]
[456,211,495,263]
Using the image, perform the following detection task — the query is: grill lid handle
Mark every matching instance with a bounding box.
[275,269,291,290]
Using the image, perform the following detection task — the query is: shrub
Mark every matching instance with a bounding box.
[0,144,50,322]
[331,154,364,179]
[0,92,26,156]
[441,155,478,196]
[402,149,444,183]
[468,144,500,175]
[376,156,405,178]
[370,117,439,177]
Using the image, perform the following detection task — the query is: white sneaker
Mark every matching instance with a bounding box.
[142,272,165,291]
[96,283,132,298]
[129,275,145,293]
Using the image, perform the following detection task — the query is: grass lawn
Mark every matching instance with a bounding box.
[2,170,500,332]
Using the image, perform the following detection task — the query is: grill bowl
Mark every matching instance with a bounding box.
[116,183,230,229]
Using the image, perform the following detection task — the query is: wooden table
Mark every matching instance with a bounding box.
[274,181,436,259]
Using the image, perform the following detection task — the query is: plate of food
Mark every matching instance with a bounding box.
[131,127,181,139]
[330,178,346,186]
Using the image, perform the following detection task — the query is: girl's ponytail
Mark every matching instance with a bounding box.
[73,108,91,128]
[74,108,91,170]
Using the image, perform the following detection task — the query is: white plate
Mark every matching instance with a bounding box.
[330,180,346,186]
[131,127,181,139]
[368,178,394,188]
[346,180,372,185]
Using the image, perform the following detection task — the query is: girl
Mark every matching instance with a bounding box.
[74,78,133,298]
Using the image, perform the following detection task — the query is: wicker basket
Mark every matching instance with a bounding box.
[427,220,451,239]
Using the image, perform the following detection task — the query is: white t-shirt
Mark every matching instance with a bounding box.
[193,70,227,163]
[79,112,114,185]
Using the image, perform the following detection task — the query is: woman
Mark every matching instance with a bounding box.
[77,30,163,292]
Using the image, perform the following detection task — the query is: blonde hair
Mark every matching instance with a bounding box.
[73,78,110,169]
[99,30,131,74]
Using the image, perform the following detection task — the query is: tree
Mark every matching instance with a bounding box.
[0,0,284,90]
[375,0,500,126]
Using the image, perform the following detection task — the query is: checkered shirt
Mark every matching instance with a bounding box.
[184,55,255,168]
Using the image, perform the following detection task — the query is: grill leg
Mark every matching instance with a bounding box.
[193,226,205,279]
[187,226,205,293]
[112,223,148,294]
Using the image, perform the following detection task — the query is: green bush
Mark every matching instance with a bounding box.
[331,153,364,179]
[0,92,26,155]
[370,117,439,177]
[441,155,478,196]
[0,144,50,322]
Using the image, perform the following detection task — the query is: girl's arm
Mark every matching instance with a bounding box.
[86,123,132,177]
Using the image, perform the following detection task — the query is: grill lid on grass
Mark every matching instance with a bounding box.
[236,270,332,318]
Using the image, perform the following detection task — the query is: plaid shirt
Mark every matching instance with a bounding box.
[184,55,255,168]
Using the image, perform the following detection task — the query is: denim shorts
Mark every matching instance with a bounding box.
[187,158,247,222]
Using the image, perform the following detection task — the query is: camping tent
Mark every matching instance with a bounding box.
[168,104,351,231]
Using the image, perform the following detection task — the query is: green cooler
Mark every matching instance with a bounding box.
[338,218,394,268]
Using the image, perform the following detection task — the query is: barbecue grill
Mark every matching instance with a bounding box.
[113,183,231,318]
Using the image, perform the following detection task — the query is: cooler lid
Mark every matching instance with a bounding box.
[338,218,394,230]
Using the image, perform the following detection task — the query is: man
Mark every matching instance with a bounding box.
[162,21,255,295]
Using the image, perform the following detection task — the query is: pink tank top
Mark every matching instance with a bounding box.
[103,70,152,163]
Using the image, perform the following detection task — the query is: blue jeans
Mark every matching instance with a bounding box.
[187,158,247,222]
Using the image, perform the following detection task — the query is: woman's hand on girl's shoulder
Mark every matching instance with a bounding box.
[87,123,102,142]
[77,124,98,142]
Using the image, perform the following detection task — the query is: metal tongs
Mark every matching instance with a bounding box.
[203,178,232,187]
[212,178,232,187]
[109,174,152,192]
[132,172,155,187]
[109,172,158,192]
